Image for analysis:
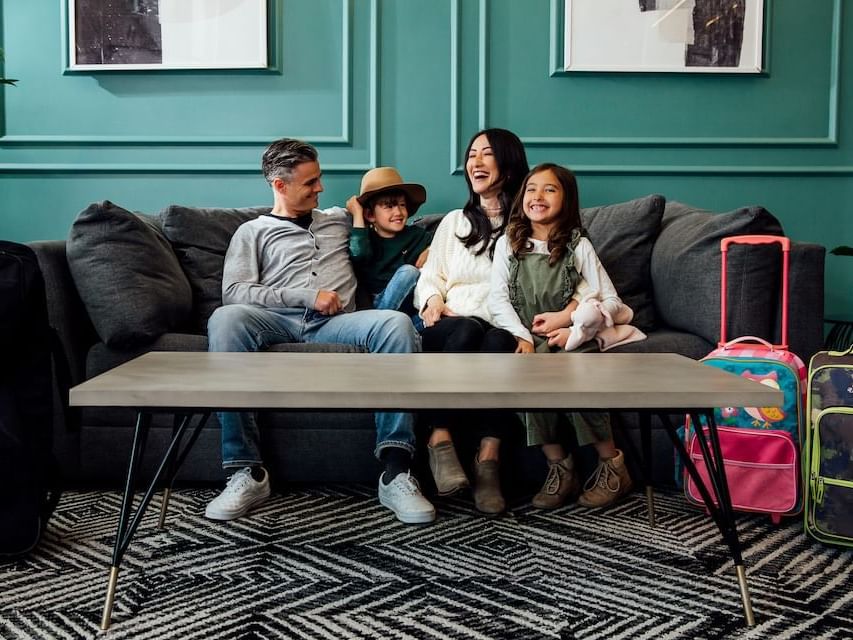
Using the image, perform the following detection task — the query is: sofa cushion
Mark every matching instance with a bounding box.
[650,202,784,346]
[581,194,665,332]
[411,213,445,233]
[67,201,192,349]
[161,205,269,333]
[86,334,367,379]
[606,328,714,361]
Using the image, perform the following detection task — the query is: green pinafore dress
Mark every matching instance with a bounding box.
[508,230,613,447]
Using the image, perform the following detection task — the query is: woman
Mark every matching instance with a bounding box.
[414,128,529,514]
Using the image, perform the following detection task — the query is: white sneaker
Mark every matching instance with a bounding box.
[378,471,436,524]
[205,467,271,521]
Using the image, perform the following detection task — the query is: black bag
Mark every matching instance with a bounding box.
[0,241,61,557]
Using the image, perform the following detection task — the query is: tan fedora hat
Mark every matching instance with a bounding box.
[357,167,426,215]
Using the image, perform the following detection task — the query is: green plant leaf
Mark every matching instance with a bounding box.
[830,246,853,256]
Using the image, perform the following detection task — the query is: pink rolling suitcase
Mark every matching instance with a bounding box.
[684,235,806,523]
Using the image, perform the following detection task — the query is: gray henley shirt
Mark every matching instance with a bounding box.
[221,207,357,312]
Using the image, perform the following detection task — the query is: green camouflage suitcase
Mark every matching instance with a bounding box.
[804,346,853,546]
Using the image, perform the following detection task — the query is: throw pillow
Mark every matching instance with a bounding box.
[650,202,785,346]
[161,205,268,332]
[581,194,666,332]
[67,201,192,348]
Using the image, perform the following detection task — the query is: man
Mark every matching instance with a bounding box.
[205,138,435,525]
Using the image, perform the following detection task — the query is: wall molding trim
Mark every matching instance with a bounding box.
[545,0,841,147]
[0,0,380,173]
[449,0,842,173]
[0,135,351,146]
[556,165,853,176]
[449,0,487,173]
[0,163,380,173]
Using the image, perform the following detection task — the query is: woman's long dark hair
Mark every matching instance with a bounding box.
[506,163,582,265]
[459,128,529,257]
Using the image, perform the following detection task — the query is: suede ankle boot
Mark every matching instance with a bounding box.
[578,449,633,508]
[428,440,470,496]
[532,456,579,509]
[472,454,505,515]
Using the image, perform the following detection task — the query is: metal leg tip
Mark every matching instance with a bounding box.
[735,565,756,627]
[157,488,172,530]
[100,566,120,630]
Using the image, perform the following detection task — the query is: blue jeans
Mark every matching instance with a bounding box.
[373,264,424,332]
[207,305,422,469]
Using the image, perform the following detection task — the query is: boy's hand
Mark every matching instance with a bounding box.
[345,195,366,227]
[315,290,342,315]
[415,247,430,268]
[546,328,570,349]
[422,295,455,327]
[515,338,535,354]
[531,310,571,335]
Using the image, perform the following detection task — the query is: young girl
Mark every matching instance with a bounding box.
[488,163,644,509]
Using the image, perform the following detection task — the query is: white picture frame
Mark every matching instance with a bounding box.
[564,0,764,73]
[68,0,268,71]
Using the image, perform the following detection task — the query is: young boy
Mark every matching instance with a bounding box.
[346,167,432,328]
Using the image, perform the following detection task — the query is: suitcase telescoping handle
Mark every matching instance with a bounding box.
[720,234,790,349]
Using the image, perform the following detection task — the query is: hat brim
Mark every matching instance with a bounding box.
[357,183,426,216]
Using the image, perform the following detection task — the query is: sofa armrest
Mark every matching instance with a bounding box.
[776,242,825,362]
[29,240,98,387]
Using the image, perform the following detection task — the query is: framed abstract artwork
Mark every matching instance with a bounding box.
[68,0,268,71]
[564,0,764,73]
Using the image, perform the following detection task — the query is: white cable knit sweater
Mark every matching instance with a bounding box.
[413,209,503,323]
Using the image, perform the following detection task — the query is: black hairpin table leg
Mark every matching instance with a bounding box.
[157,412,210,529]
[638,411,655,527]
[616,412,657,527]
[100,410,206,630]
[657,410,755,626]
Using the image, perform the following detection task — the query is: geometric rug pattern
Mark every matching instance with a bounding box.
[2,487,852,639]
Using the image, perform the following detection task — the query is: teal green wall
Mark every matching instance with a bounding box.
[2,0,851,319]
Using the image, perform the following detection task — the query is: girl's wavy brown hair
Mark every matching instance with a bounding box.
[506,163,582,265]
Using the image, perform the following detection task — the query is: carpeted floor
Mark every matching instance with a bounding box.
[1,487,851,640]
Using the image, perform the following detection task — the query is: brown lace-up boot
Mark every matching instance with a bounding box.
[578,450,633,508]
[532,456,579,509]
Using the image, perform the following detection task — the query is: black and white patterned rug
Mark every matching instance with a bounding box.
[2,487,851,639]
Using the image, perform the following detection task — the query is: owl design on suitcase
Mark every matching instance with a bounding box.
[741,370,786,426]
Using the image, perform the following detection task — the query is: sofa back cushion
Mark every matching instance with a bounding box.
[651,202,785,346]
[410,213,445,233]
[67,201,192,348]
[161,205,269,332]
[580,194,665,332]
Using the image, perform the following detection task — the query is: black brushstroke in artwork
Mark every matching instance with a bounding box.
[75,0,162,65]
[638,0,747,67]
[686,0,746,67]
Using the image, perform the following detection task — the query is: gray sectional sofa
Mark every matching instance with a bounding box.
[30,195,825,489]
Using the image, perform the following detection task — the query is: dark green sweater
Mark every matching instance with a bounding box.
[350,225,432,294]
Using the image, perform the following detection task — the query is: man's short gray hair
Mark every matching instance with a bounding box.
[261,138,319,184]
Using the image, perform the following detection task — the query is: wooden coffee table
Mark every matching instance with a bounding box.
[70,351,782,630]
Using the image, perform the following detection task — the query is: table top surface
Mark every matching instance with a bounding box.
[69,351,783,411]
